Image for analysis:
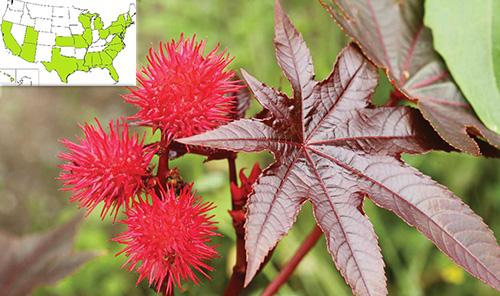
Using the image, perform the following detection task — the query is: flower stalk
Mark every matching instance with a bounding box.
[224,155,247,296]
[156,134,171,189]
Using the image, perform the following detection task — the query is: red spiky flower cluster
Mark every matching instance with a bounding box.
[124,35,243,140]
[59,119,155,219]
[59,34,240,293]
[114,185,218,294]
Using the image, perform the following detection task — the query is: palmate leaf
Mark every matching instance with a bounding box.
[180,1,500,295]
[320,0,500,156]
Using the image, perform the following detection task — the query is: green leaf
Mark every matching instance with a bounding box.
[425,0,500,133]
[493,1,500,91]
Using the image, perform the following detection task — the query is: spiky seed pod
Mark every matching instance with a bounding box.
[115,185,219,294]
[124,35,242,140]
[59,119,155,220]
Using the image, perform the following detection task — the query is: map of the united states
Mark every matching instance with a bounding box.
[0,0,136,85]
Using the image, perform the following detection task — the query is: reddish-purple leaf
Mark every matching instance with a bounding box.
[180,3,500,295]
[231,76,252,120]
[320,0,500,156]
[274,0,315,101]
[311,191,386,296]
[0,215,98,296]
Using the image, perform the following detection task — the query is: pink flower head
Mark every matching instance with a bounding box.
[114,185,218,294]
[59,119,155,220]
[124,34,242,140]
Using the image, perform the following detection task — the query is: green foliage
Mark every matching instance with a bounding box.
[493,1,500,91]
[425,0,500,133]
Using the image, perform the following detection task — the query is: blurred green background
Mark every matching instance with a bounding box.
[0,0,499,295]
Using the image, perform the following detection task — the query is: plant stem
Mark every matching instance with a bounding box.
[157,134,170,187]
[224,154,247,296]
[262,225,323,296]
[227,153,238,203]
[224,229,247,296]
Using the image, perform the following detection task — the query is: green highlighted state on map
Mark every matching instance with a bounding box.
[20,26,38,62]
[1,3,135,84]
[2,21,39,63]
[42,47,88,83]
[1,21,22,55]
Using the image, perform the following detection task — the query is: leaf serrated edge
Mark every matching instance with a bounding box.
[317,0,500,156]
[242,149,306,286]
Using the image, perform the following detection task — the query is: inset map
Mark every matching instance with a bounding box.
[0,0,136,86]
[0,68,38,85]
